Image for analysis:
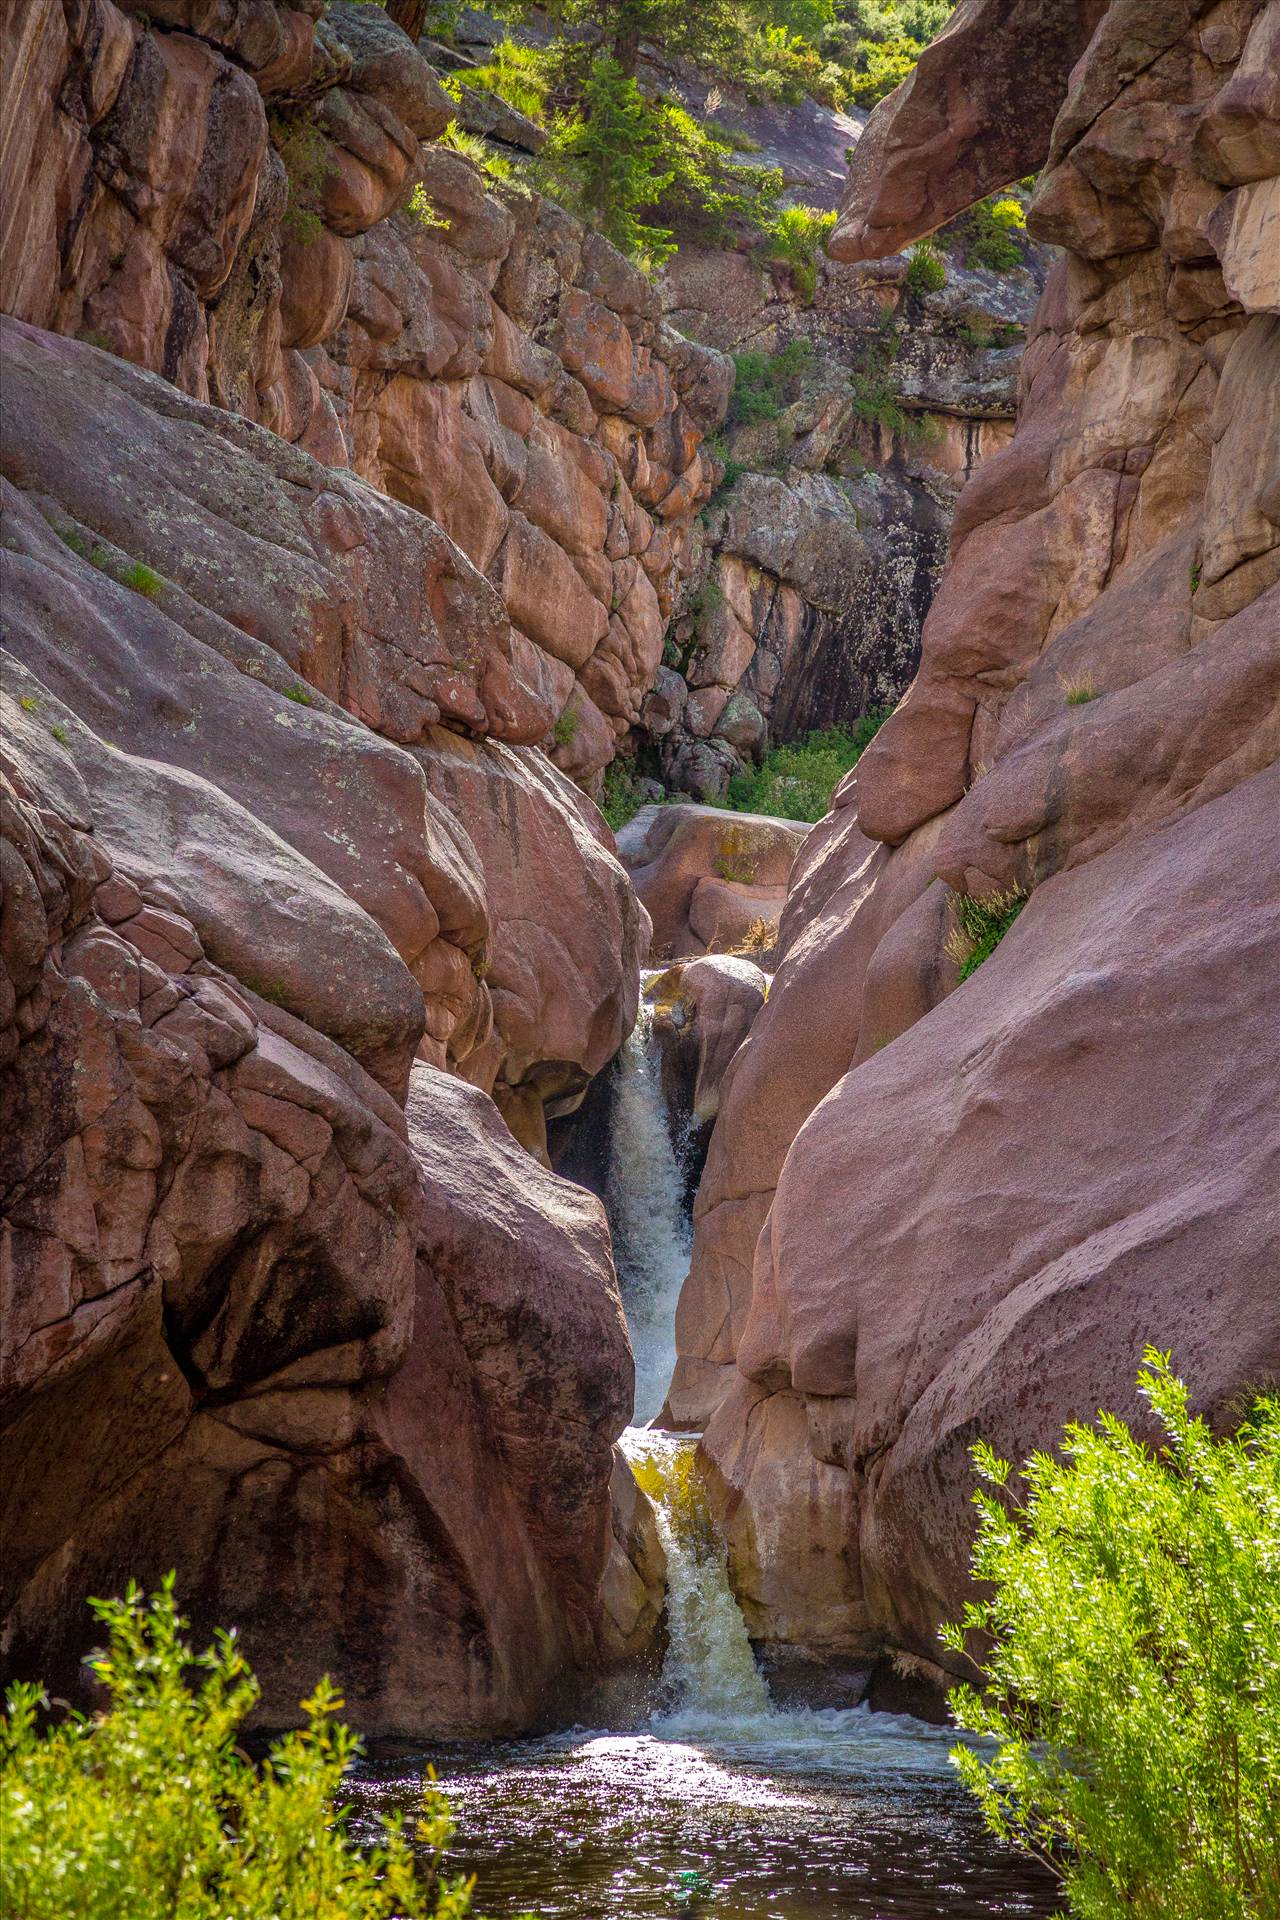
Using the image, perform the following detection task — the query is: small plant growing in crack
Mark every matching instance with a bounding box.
[1060,673,1098,705]
[945,886,1027,982]
[551,706,580,746]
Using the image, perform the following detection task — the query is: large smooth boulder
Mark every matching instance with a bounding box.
[617,804,809,962]
[716,763,1280,1664]
[646,956,769,1133]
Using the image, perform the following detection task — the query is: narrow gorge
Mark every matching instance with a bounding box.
[1,0,1278,1912]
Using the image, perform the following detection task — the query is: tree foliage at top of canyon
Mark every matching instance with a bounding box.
[429,0,959,263]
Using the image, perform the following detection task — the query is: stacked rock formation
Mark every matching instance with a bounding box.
[3,0,732,788]
[670,0,1280,1697]
[0,0,714,1728]
[647,229,1044,799]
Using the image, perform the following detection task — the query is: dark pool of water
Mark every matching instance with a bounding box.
[351,1710,1062,1919]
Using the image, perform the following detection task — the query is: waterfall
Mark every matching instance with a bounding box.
[606,981,773,1729]
[605,988,691,1425]
[623,1428,772,1733]
[601,981,962,1761]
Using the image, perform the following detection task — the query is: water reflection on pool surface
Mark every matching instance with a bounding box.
[351,1710,1062,1919]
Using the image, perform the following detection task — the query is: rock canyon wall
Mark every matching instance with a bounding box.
[672,0,1280,1697]
[0,0,697,1727]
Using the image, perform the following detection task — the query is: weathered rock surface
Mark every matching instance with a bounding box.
[0,0,731,783]
[0,316,645,1721]
[648,225,1044,799]
[672,0,1280,1690]
[617,805,809,962]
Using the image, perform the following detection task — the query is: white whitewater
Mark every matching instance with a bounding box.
[605,985,691,1425]
[621,1428,771,1732]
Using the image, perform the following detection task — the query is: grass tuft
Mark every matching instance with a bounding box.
[944,886,1026,981]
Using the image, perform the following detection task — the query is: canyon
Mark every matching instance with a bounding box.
[1,0,1278,1773]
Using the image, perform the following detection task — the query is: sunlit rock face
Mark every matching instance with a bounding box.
[650,230,1046,801]
[676,0,1280,1689]
[0,0,731,786]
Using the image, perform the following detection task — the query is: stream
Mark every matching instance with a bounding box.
[352,996,1061,1917]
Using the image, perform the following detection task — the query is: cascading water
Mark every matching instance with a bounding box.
[350,974,1062,1915]
[625,1428,772,1732]
[605,979,774,1727]
[605,980,692,1426]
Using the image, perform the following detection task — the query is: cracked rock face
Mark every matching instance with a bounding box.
[0,0,732,786]
[672,0,1280,1690]
[0,307,644,1731]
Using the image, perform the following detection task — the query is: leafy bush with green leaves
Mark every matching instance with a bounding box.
[766,204,836,304]
[846,33,922,104]
[846,325,938,444]
[0,1578,476,1920]
[945,1353,1280,1920]
[651,102,784,245]
[738,21,848,107]
[725,714,887,822]
[842,0,955,41]
[961,194,1027,272]
[533,59,678,266]
[440,121,515,184]
[944,885,1025,979]
[729,336,813,427]
[599,756,655,831]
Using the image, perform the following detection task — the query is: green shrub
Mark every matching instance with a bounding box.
[120,559,163,599]
[739,23,848,108]
[944,885,1025,979]
[842,0,955,41]
[440,121,514,184]
[269,112,334,246]
[766,204,836,304]
[961,194,1027,272]
[448,39,549,124]
[406,183,447,229]
[0,1577,473,1920]
[600,757,654,831]
[725,714,887,823]
[904,237,946,294]
[551,704,580,745]
[945,1353,1280,1920]
[729,337,813,427]
[847,33,923,105]
[650,102,783,246]
[533,60,677,267]
[846,330,938,444]
[1060,673,1097,705]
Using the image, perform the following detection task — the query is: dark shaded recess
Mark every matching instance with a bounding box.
[548,1056,619,1202]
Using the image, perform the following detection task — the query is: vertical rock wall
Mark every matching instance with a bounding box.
[671,0,1280,1694]
[0,0,687,1725]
